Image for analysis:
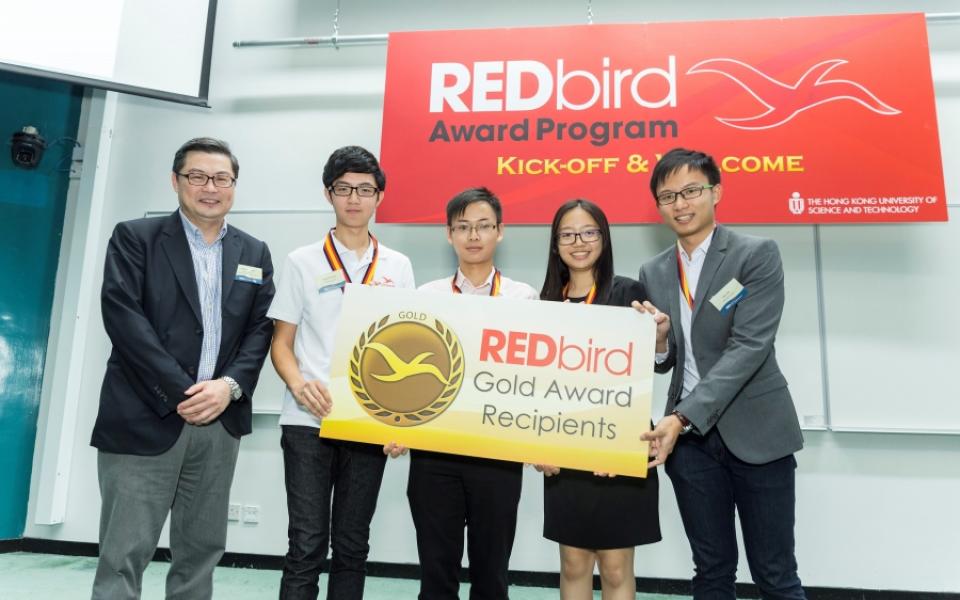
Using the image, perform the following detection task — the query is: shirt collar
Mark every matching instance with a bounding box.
[454,266,496,292]
[179,209,227,246]
[678,227,716,262]
[330,229,374,265]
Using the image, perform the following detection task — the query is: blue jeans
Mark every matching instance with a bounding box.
[666,429,805,600]
[279,426,387,600]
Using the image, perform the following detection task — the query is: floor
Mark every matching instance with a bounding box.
[0,552,683,599]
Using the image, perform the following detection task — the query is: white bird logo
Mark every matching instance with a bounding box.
[687,58,900,130]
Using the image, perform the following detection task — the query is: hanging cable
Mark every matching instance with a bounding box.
[331,0,341,50]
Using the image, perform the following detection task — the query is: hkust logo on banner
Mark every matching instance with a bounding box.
[323,285,657,477]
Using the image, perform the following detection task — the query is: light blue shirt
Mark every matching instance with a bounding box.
[179,211,226,382]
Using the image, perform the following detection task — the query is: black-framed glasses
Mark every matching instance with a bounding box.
[329,183,380,198]
[656,184,715,205]
[450,222,499,236]
[557,229,602,245]
[177,172,237,188]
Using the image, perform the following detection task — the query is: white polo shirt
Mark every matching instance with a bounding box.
[268,233,416,427]
[419,267,539,300]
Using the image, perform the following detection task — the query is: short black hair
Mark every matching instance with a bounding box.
[322,146,386,191]
[445,187,503,226]
[172,137,239,178]
[649,147,721,201]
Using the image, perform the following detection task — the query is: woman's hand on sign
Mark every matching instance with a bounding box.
[533,464,560,476]
[383,442,408,458]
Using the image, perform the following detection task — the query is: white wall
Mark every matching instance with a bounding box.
[25,0,960,593]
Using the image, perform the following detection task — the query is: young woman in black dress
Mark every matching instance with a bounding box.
[537,199,662,599]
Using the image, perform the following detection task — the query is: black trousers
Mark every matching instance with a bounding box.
[407,450,523,600]
[667,429,804,600]
[279,426,387,600]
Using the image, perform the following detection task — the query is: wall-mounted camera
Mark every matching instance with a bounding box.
[11,126,46,169]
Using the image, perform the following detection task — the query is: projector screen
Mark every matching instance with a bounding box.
[0,0,218,106]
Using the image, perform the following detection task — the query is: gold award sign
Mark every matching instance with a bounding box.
[323,284,656,477]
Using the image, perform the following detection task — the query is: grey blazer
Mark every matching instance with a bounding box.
[639,225,803,464]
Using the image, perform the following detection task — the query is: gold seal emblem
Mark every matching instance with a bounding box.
[348,313,464,426]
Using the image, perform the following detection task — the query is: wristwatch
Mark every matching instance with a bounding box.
[672,410,694,435]
[221,376,242,401]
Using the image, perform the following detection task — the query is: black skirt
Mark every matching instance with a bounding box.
[543,465,661,549]
[542,275,662,549]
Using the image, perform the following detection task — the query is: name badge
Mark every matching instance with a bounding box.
[317,269,347,294]
[709,278,748,314]
[235,264,263,284]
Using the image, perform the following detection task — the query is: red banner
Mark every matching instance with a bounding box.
[378,13,946,224]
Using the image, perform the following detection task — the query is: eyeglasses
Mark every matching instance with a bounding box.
[177,172,237,188]
[450,222,499,236]
[656,184,715,205]
[557,229,602,245]
[329,183,380,198]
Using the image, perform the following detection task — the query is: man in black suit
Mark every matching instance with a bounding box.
[90,138,274,600]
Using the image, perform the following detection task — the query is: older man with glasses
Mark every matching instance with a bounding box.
[91,137,275,599]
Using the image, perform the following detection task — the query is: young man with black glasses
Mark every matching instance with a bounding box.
[268,146,415,599]
[413,187,538,600]
[640,147,805,599]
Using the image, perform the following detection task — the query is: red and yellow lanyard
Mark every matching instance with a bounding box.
[322,229,379,292]
[676,247,694,309]
[452,268,501,296]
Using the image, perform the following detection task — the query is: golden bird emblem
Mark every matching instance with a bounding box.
[365,342,450,385]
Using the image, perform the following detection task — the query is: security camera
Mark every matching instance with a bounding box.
[11,126,46,169]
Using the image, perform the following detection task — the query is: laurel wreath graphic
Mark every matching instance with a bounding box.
[349,314,464,425]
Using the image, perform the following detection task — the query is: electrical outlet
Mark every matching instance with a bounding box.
[242,504,260,524]
[228,503,241,521]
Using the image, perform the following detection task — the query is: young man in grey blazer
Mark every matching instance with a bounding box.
[639,148,805,599]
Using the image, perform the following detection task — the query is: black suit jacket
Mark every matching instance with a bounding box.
[91,211,275,455]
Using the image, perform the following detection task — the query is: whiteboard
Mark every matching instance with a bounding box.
[742,225,828,430]
[819,206,960,433]
[147,208,335,414]
[237,209,336,414]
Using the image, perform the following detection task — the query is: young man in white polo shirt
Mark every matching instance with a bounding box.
[413,187,538,600]
[268,146,415,600]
